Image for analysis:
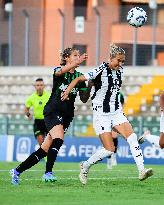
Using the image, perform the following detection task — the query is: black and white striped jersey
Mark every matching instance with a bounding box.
[84,62,123,114]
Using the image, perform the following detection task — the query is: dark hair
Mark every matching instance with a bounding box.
[60,47,77,66]
[35,78,43,82]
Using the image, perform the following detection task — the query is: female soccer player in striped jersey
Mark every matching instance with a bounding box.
[61,44,153,184]
[10,47,92,185]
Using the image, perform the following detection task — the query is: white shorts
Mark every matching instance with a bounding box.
[160,112,164,133]
[93,109,129,135]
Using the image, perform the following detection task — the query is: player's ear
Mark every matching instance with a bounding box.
[65,56,70,62]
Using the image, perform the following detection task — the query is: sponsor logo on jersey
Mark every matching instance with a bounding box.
[59,84,78,94]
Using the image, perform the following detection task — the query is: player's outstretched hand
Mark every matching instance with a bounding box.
[61,91,69,101]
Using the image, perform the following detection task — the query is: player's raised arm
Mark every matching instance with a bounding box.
[55,53,88,76]
[61,62,105,101]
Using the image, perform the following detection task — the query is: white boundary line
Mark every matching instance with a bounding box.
[0,177,164,181]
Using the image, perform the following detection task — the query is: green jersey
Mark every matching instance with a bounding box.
[44,67,87,117]
[25,91,51,119]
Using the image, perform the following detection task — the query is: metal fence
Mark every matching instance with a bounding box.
[0,114,160,137]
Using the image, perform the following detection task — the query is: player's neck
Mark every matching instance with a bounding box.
[37,91,44,96]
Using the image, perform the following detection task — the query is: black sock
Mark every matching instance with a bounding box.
[16,148,47,174]
[45,138,63,173]
[113,138,118,153]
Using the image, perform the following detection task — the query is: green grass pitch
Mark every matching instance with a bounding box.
[0,162,164,205]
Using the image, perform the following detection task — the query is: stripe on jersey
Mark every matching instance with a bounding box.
[91,63,123,113]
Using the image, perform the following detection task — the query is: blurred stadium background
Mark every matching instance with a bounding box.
[0,0,164,163]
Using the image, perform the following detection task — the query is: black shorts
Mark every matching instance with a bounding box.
[34,119,48,138]
[44,111,74,133]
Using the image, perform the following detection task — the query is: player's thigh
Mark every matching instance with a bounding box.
[99,132,115,152]
[114,122,134,139]
[49,124,64,140]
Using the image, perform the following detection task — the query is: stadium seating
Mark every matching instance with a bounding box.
[0,67,163,136]
[124,75,164,115]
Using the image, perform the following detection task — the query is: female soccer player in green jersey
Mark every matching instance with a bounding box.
[10,47,92,185]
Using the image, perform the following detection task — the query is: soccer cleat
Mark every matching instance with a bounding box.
[79,162,89,185]
[139,168,153,181]
[111,153,117,166]
[107,154,117,170]
[107,158,113,170]
[138,130,150,144]
[42,172,57,182]
[10,169,20,185]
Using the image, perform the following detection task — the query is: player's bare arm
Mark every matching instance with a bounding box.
[61,75,87,101]
[55,53,88,76]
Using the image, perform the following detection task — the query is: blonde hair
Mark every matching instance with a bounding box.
[109,44,125,58]
[60,47,77,66]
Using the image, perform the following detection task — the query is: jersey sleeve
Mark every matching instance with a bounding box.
[25,96,32,108]
[54,66,62,73]
[84,62,106,80]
